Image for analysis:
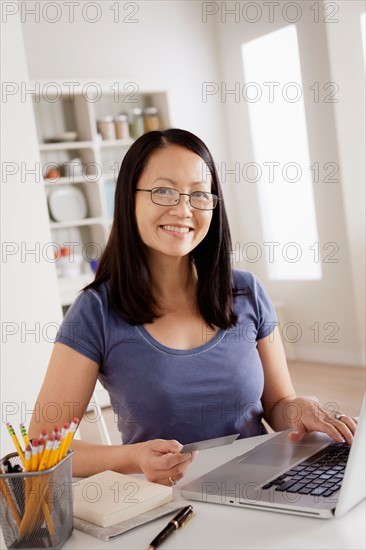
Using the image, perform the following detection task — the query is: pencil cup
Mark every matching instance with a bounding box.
[0,451,73,549]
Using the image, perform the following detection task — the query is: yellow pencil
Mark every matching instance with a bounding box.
[46,436,59,470]
[30,438,39,471]
[51,434,61,467]
[56,422,69,462]
[19,422,30,447]
[38,436,54,471]
[38,438,45,462]
[39,428,48,442]
[24,444,32,472]
[6,423,25,466]
[60,417,79,459]
[0,479,21,527]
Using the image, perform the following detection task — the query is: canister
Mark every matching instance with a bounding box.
[97,116,116,140]
[143,107,160,132]
[128,108,144,139]
[114,114,130,140]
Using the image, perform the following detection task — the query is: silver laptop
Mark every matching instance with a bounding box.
[181,395,365,518]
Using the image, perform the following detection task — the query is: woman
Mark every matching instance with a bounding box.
[29,129,357,485]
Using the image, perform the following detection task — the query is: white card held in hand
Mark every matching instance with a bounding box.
[73,470,172,528]
[180,433,240,453]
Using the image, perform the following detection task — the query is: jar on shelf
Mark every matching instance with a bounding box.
[128,108,144,139]
[143,107,160,132]
[114,114,130,140]
[97,116,116,140]
[55,246,83,278]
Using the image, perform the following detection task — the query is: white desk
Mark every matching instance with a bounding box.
[2,434,364,549]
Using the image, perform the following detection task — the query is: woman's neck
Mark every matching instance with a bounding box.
[148,254,197,307]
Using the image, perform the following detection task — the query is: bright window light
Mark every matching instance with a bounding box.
[361,13,365,66]
[242,25,322,280]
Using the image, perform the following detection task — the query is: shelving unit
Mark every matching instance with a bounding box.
[32,81,170,307]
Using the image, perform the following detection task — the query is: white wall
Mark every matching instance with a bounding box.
[212,2,365,366]
[20,2,228,155]
[4,1,365,368]
[1,8,63,456]
[325,1,366,365]
[19,0,240,255]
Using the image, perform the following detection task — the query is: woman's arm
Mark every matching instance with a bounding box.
[258,327,357,444]
[29,343,194,483]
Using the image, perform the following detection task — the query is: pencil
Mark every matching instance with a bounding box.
[24,444,32,472]
[0,479,21,527]
[60,417,79,459]
[6,423,25,466]
[50,434,61,468]
[38,436,54,471]
[30,438,39,471]
[39,428,48,442]
[46,436,59,470]
[19,423,30,447]
[56,422,70,462]
[42,499,55,544]
[38,438,45,463]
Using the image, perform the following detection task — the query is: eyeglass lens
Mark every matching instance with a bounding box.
[151,187,217,210]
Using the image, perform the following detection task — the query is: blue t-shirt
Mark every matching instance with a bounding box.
[55,270,277,444]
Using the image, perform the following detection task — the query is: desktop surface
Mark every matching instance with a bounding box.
[1,433,364,549]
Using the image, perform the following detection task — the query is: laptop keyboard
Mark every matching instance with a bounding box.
[262,442,350,497]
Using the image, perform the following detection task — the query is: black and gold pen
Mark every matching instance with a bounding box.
[147,505,193,549]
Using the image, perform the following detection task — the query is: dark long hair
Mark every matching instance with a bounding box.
[86,128,238,329]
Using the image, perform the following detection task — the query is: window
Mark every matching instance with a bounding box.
[361,12,365,66]
[242,25,321,280]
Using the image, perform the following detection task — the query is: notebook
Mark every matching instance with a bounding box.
[73,470,172,527]
[181,395,365,518]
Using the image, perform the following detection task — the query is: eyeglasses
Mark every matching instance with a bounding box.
[136,187,220,210]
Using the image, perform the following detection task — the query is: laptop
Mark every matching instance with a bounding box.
[181,395,365,518]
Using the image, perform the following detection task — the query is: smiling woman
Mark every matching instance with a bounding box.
[134,146,214,265]
[87,129,236,329]
[29,129,358,484]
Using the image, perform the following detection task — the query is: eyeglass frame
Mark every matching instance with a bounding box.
[135,187,221,211]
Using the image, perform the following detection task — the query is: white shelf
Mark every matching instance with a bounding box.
[32,82,170,306]
[50,217,104,229]
[44,177,99,186]
[59,273,95,306]
[40,141,94,151]
[99,138,134,148]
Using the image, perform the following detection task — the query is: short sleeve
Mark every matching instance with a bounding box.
[254,276,278,340]
[55,289,105,364]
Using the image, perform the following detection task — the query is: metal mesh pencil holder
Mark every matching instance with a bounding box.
[0,451,73,549]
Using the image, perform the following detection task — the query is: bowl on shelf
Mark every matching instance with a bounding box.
[48,186,88,222]
[44,131,78,143]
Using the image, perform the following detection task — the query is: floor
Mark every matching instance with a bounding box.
[287,360,365,418]
[79,360,366,445]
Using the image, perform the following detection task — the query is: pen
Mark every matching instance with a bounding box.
[146,505,193,549]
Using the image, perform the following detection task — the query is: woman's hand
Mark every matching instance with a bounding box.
[285,396,358,445]
[134,439,196,486]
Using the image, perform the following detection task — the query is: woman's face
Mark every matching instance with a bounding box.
[135,144,213,260]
